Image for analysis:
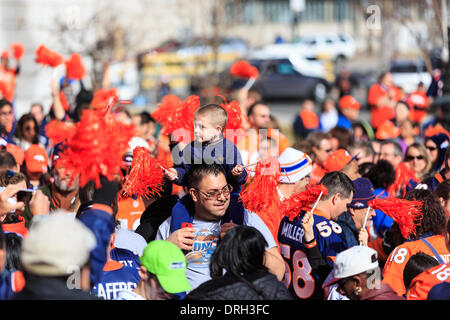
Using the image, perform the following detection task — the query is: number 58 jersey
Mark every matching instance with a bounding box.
[277,212,348,300]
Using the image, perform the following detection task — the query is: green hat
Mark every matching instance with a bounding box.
[139,240,191,294]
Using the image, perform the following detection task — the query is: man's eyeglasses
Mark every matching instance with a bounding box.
[194,184,233,200]
[406,155,424,161]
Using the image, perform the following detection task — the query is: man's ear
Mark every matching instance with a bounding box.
[189,188,198,202]
[348,207,355,217]
[332,193,341,205]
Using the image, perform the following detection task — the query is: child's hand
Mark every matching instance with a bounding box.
[164,168,178,181]
[231,164,244,177]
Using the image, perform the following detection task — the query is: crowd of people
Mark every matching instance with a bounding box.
[0,44,449,303]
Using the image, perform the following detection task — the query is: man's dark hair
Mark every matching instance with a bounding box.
[403,252,439,290]
[404,189,446,240]
[247,101,265,117]
[185,164,225,190]
[365,159,395,189]
[138,111,156,125]
[209,225,268,298]
[0,99,12,111]
[0,149,17,171]
[319,171,355,201]
[435,179,450,202]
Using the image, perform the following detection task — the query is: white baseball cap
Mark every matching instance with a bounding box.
[322,246,379,288]
[128,136,150,152]
[278,147,312,183]
[21,214,96,276]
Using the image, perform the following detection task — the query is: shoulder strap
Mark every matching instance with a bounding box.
[170,195,195,233]
[420,238,445,264]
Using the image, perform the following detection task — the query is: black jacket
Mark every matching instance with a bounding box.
[135,195,179,242]
[336,211,359,248]
[11,274,100,300]
[185,270,293,300]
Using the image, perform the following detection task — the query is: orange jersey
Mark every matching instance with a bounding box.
[407,263,450,300]
[406,91,429,124]
[368,83,398,129]
[116,196,146,231]
[310,163,327,185]
[382,234,450,296]
[0,67,16,102]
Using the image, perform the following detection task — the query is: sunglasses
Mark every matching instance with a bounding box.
[426,146,437,151]
[406,155,424,161]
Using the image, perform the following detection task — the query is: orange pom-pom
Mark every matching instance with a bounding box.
[10,43,24,60]
[368,198,423,240]
[120,147,166,199]
[35,45,63,68]
[44,120,76,146]
[65,53,86,80]
[152,95,200,143]
[240,156,280,214]
[388,162,419,197]
[230,60,259,79]
[58,108,135,188]
[90,88,119,111]
[282,184,328,221]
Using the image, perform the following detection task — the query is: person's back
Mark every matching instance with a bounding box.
[277,172,354,300]
[13,274,99,300]
[383,234,449,296]
[91,260,140,300]
[407,262,450,300]
[278,211,346,300]
[186,269,291,300]
[382,189,449,296]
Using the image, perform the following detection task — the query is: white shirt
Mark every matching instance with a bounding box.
[115,290,145,300]
[155,209,277,290]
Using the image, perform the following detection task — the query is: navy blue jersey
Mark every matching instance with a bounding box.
[172,136,247,191]
[278,212,348,300]
[91,261,140,300]
[110,247,140,270]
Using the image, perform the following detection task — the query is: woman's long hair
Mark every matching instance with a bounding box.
[13,113,40,144]
[403,189,447,240]
[404,143,432,181]
[209,226,268,298]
